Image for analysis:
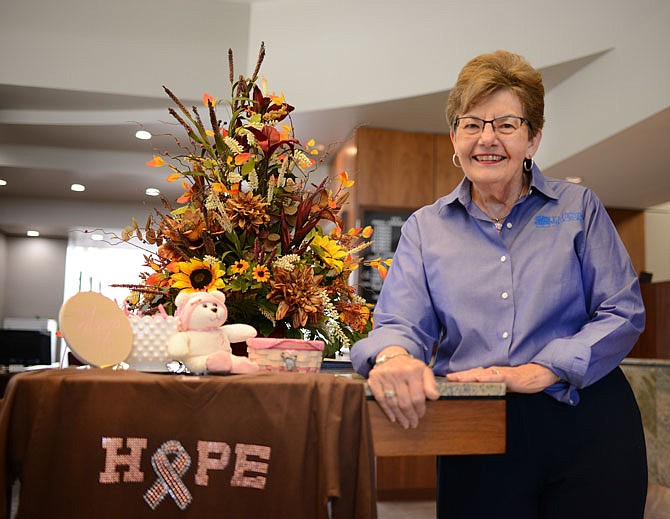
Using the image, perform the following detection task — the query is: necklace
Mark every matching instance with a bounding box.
[492,217,507,232]
[483,176,529,232]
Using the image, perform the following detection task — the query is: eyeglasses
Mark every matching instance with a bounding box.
[454,116,530,136]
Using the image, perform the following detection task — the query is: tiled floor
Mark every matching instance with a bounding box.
[377,500,435,519]
[12,494,670,518]
[377,490,670,519]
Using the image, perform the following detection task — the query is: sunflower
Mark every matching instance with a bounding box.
[171,258,225,292]
[252,265,270,283]
[231,259,250,274]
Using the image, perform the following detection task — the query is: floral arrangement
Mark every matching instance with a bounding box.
[118,44,390,358]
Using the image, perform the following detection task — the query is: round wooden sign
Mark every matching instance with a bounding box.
[59,292,133,367]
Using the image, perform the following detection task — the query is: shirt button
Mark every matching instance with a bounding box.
[500,255,507,262]
[506,222,513,229]
[501,292,509,299]
[502,331,509,339]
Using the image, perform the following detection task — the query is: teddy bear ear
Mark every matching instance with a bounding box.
[212,290,226,305]
[174,290,191,308]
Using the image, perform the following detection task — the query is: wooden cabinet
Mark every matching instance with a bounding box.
[434,133,463,199]
[377,456,436,501]
[332,127,462,230]
[607,208,646,277]
[629,281,670,359]
[355,128,436,209]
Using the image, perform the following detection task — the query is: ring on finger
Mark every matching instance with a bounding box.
[384,389,396,399]
[491,368,500,375]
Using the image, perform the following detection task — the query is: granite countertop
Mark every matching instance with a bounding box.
[433,378,506,397]
[361,377,505,399]
[327,367,506,399]
[346,376,506,399]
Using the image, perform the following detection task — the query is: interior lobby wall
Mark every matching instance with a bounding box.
[3,237,67,322]
[646,204,670,282]
[0,233,6,322]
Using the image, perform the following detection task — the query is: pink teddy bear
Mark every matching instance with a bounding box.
[167,290,259,374]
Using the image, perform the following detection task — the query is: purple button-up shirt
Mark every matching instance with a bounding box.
[350,166,645,405]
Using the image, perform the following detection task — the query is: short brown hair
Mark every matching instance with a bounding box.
[446,50,545,138]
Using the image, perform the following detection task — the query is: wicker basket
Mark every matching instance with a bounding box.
[246,337,324,373]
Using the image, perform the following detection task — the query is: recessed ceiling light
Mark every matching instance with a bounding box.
[145,187,161,196]
[565,176,583,184]
[26,230,40,237]
[0,179,7,186]
[135,130,152,140]
[71,183,86,192]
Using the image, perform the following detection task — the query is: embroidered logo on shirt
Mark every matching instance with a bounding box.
[534,212,583,227]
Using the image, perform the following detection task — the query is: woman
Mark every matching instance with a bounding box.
[351,50,647,518]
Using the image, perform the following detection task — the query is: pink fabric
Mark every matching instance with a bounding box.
[247,338,325,351]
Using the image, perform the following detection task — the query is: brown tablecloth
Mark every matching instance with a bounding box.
[0,368,376,519]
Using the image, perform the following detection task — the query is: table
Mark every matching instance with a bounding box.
[0,368,506,517]
[0,369,376,519]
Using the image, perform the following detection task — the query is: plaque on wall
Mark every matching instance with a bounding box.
[359,210,413,303]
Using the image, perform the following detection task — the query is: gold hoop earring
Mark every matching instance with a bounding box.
[452,153,462,169]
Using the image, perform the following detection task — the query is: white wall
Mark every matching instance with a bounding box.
[542,4,670,169]
[0,233,6,321]
[249,0,616,110]
[645,204,670,282]
[3,237,67,321]
[0,0,251,100]
[0,197,153,236]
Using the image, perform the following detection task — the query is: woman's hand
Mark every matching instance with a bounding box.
[446,362,561,393]
[367,347,439,429]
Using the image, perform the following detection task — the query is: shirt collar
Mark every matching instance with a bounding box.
[528,164,559,201]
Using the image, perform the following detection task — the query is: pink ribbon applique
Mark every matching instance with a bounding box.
[143,440,193,510]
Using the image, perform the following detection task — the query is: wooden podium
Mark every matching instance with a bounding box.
[368,398,505,457]
[364,381,506,500]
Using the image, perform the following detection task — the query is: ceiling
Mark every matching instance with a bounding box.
[0,55,669,238]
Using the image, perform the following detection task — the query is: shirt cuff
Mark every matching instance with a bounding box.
[543,381,580,406]
[530,337,591,389]
[350,333,424,378]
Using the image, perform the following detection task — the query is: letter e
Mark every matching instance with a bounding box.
[230,444,271,490]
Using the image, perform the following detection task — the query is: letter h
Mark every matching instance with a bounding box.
[99,437,148,483]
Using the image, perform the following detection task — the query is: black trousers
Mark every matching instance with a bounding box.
[436,367,647,519]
